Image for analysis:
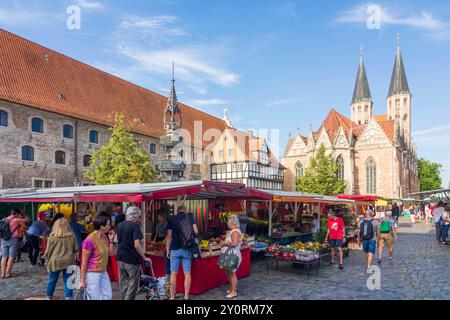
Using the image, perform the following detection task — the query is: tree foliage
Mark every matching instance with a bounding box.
[418,158,442,191]
[84,113,158,185]
[296,144,346,195]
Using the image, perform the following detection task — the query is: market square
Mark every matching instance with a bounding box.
[0,1,449,302]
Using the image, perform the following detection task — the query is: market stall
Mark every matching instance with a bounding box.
[0,181,271,295]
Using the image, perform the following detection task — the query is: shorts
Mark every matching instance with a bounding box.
[170,248,192,273]
[362,239,377,254]
[1,237,19,259]
[378,233,394,249]
[328,239,343,248]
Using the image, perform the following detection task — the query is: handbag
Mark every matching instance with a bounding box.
[74,288,91,301]
[217,247,239,271]
[189,238,202,260]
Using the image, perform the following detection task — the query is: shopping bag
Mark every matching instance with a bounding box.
[74,288,91,301]
[189,238,202,260]
[217,247,239,270]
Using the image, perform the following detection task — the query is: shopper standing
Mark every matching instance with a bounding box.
[44,218,79,300]
[26,214,48,266]
[165,205,199,300]
[116,206,151,300]
[325,211,345,270]
[80,216,113,300]
[433,202,446,243]
[1,209,29,278]
[219,215,243,299]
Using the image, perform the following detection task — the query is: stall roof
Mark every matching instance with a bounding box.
[337,195,379,202]
[258,190,355,204]
[0,181,272,203]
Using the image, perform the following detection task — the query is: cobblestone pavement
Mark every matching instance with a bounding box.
[0,217,448,300]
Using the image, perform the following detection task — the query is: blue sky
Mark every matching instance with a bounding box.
[1,0,450,187]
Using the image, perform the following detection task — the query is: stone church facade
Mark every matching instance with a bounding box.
[283,41,420,199]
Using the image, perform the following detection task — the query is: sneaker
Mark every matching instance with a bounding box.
[389,256,394,260]
[339,264,344,270]
[377,259,382,264]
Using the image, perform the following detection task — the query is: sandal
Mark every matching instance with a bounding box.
[226,293,238,299]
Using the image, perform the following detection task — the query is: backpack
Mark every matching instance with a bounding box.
[360,219,374,240]
[177,215,195,248]
[0,217,17,241]
[380,220,391,234]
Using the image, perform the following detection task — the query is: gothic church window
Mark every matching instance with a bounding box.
[403,98,407,105]
[364,105,368,112]
[295,162,304,179]
[366,157,377,194]
[336,156,344,181]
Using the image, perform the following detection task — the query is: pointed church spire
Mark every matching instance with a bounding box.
[351,45,372,104]
[163,61,182,132]
[388,33,410,97]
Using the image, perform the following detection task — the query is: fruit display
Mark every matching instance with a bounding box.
[146,241,165,252]
[266,243,323,262]
[290,241,328,252]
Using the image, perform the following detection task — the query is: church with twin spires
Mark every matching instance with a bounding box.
[282,37,420,199]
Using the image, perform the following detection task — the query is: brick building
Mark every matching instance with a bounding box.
[0,29,283,190]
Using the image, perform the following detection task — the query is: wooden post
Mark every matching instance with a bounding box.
[268,201,272,237]
[141,201,146,251]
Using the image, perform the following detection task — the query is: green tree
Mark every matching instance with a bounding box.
[418,158,442,191]
[84,113,158,185]
[296,144,346,195]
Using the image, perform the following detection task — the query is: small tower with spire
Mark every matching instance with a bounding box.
[157,62,186,182]
[387,33,412,147]
[351,45,373,126]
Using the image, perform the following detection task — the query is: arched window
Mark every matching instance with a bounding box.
[89,130,98,144]
[63,124,73,139]
[149,143,157,154]
[403,114,408,121]
[358,106,361,112]
[336,155,344,181]
[366,157,377,194]
[0,110,7,127]
[55,151,65,164]
[31,117,43,133]
[364,105,368,112]
[22,146,34,161]
[295,162,304,179]
[83,155,92,167]
[403,98,407,105]
[395,98,400,107]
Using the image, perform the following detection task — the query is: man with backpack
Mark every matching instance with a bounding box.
[1,209,30,278]
[357,209,380,271]
[377,211,398,264]
[165,205,199,300]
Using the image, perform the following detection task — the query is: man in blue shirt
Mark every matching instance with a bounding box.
[25,215,48,266]
[69,214,88,248]
[165,206,198,300]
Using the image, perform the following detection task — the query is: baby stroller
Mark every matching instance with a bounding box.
[137,260,164,300]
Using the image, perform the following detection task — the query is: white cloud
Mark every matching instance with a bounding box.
[336,3,450,39]
[267,98,297,107]
[0,1,64,26]
[120,14,185,39]
[272,2,296,18]
[75,0,104,11]
[110,14,239,89]
[413,123,450,136]
[185,98,228,107]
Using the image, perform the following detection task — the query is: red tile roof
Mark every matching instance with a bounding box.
[0,29,227,147]
[377,119,395,141]
[318,108,361,141]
